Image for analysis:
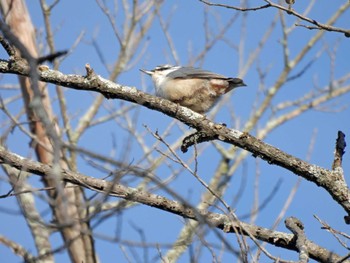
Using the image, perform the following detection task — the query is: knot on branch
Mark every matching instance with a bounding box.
[332,130,346,170]
[181,131,218,153]
[85,63,96,79]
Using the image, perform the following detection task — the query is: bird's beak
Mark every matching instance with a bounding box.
[139,68,153,75]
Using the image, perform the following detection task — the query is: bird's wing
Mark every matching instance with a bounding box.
[167,67,229,80]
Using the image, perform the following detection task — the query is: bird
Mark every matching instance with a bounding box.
[140,65,246,113]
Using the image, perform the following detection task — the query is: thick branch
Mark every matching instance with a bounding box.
[0,4,94,261]
[0,147,348,263]
[0,59,349,218]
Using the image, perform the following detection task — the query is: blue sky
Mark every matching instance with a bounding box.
[1,0,350,262]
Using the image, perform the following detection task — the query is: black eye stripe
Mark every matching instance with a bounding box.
[155,65,174,71]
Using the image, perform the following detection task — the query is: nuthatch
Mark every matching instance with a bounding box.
[140,65,246,113]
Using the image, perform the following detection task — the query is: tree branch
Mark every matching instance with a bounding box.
[199,0,350,37]
[285,217,309,263]
[0,147,348,263]
[332,131,346,170]
[0,58,349,220]
[0,235,35,262]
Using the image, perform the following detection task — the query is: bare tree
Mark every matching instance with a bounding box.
[0,0,349,262]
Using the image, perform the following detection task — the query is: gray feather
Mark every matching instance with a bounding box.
[167,67,229,80]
